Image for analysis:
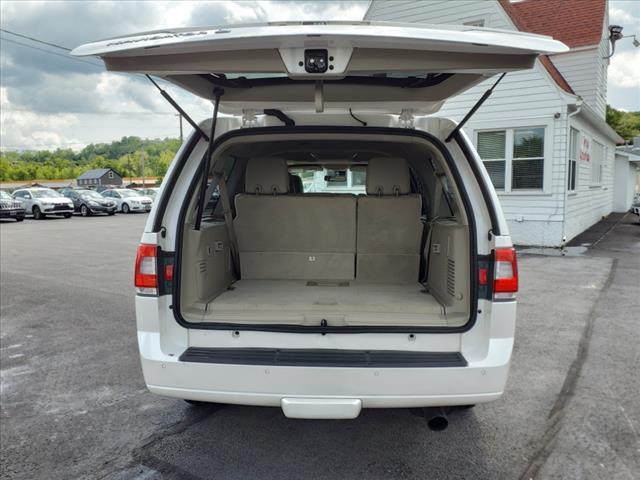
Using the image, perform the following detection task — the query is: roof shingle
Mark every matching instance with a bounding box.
[499,0,606,95]
[499,0,606,49]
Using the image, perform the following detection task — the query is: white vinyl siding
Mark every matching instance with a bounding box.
[547,22,608,118]
[564,116,615,242]
[366,0,502,28]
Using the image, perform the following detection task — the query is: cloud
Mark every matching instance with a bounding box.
[609,4,640,28]
[187,0,368,25]
[0,87,83,150]
[0,1,368,117]
[609,49,640,88]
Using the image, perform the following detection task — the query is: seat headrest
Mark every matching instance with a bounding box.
[366,157,411,195]
[289,173,304,194]
[245,157,289,194]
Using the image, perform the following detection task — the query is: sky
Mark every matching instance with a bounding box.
[0,0,638,152]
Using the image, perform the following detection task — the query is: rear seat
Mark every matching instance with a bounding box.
[356,157,423,283]
[234,158,357,280]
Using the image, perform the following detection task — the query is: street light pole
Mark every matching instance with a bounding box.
[141,151,145,188]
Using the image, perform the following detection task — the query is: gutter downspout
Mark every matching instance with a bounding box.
[562,99,583,253]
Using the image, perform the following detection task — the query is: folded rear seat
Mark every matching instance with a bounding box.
[234,158,357,280]
[356,157,423,283]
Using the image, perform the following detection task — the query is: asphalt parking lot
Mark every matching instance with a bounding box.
[1,213,639,480]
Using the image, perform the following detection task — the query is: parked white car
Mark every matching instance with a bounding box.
[12,188,74,219]
[101,189,153,213]
[138,188,160,202]
[75,22,567,426]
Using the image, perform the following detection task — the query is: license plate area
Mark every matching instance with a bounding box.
[281,397,362,419]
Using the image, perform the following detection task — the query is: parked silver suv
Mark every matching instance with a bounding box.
[0,190,25,221]
[12,188,74,219]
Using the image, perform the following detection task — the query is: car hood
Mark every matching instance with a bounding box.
[41,197,73,203]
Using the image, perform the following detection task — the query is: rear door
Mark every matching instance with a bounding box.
[72,21,567,114]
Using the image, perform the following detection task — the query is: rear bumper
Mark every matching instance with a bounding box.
[149,385,502,411]
[138,331,512,410]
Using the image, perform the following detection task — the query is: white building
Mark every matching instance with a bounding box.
[614,137,640,212]
[365,0,624,246]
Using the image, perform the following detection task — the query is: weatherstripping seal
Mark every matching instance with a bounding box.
[152,132,203,233]
[452,131,501,236]
[170,126,479,334]
[196,72,454,90]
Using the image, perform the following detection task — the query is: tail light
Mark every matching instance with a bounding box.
[135,244,158,295]
[493,247,518,299]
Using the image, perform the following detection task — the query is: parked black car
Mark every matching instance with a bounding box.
[0,190,25,221]
[63,189,117,216]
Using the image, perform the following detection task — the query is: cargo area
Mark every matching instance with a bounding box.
[177,133,473,329]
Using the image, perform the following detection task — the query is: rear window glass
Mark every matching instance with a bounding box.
[289,167,366,194]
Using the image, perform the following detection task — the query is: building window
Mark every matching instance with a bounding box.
[108,171,114,179]
[568,128,579,192]
[289,167,366,194]
[477,126,545,191]
[351,167,366,187]
[512,128,544,189]
[591,141,604,185]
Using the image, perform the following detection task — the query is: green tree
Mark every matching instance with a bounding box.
[0,136,181,182]
[606,105,640,142]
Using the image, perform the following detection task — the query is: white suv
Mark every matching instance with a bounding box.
[12,188,74,219]
[75,22,566,425]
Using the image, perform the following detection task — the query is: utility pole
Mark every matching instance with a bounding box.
[140,151,147,188]
[176,113,183,142]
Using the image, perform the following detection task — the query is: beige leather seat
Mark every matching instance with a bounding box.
[356,157,423,283]
[234,158,357,280]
